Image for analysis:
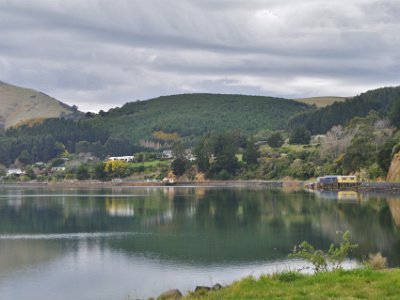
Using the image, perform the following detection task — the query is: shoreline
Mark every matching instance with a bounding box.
[0,179,302,189]
[2,179,400,194]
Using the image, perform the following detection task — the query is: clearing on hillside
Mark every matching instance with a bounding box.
[295,96,349,107]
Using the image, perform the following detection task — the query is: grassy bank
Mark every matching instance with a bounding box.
[185,268,400,299]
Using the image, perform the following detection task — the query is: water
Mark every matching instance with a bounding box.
[0,187,399,299]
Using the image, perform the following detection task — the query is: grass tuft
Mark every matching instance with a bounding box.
[272,270,304,282]
[367,252,387,270]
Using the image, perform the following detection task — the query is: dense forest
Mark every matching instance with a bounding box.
[288,86,400,134]
[90,93,309,140]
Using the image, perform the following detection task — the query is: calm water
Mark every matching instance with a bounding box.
[0,187,399,299]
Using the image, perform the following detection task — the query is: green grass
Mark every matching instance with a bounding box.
[129,160,169,168]
[259,143,318,154]
[185,269,400,299]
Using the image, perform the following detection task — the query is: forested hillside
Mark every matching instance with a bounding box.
[90,93,308,141]
[2,87,400,182]
[0,93,309,165]
[289,86,400,134]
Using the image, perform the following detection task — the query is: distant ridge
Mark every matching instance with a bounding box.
[0,81,80,129]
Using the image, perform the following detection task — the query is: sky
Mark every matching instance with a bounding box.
[1,0,400,113]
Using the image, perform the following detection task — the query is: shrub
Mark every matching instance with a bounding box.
[289,231,358,273]
[217,169,232,180]
[367,252,387,270]
[267,132,284,148]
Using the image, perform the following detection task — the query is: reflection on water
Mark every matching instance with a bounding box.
[0,187,399,299]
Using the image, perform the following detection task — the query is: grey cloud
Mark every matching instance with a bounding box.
[0,0,399,112]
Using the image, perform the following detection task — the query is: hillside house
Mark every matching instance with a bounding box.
[6,168,24,177]
[107,156,134,162]
[184,150,196,162]
[162,150,173,159]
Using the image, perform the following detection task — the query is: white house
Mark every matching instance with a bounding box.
[7,168,24,176]
[51,166,66,172]
[107,156,134,162]
[162,150,173,159]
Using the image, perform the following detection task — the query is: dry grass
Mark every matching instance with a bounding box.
[386,153,400,182]
[295,96,348,107]
[0,81,74,128]
[368,253,387,270]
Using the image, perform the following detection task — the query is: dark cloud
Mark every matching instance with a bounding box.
[0,0,399,112]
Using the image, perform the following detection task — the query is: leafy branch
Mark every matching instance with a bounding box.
[289,231,358,273]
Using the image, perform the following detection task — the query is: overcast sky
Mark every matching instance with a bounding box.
[1,0,400,112]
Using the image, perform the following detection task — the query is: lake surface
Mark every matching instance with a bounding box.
[0,186,399,299]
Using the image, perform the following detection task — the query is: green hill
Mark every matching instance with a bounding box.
[0,93,309,165]
[289,86,400,134]
[89,93,309,142]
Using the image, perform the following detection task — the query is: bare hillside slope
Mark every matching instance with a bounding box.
[0,81,77,129]
[295,96,348,107]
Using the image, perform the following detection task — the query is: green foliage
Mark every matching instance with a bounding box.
[209,132,239,176]
[104,137,134,156]
[243,138,259,165]
[367,163,385,179]
[258,157,291,179]
[267,132,284,148]
[49,158,65,168]
[272,270,304,282]
[289,86,400,134]
[93,162,107,180]
[194,136,212,172]
[289,231,358,273]
[171,157,187,177]
[342,129,375,173]
[389,96,400,127]
[0,119,109,165]
[287,159,315,179]
[377,139,397,173]
[194,132,239,178]
[184,269,400,300]
[25,166,36,180]
[0,164,6,177]
[216,169,232,180]
[76,164,90,180]
[96,93,308,142]
[289,126,311,145]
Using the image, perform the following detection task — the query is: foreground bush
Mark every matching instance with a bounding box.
[289,231,358,272]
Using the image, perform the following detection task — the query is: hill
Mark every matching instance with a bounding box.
[89,93,309,143]
[289,86,400,134]
[0,93,309,165]
[0,81,79,129]
[295,96,348,107]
